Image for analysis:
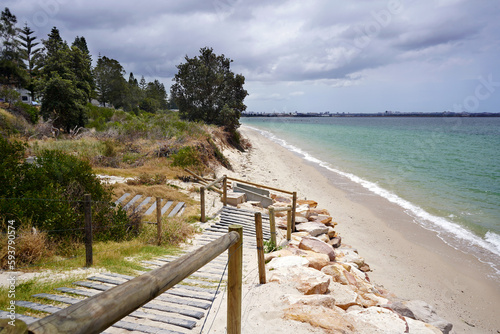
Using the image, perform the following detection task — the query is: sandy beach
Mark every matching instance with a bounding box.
[213,126,500,333]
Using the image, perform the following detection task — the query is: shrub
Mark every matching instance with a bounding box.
[13,101,39,124]
[0,136,132,242]
[171,146,201,168]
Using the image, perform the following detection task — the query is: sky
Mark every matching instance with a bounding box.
[5,0,500,113]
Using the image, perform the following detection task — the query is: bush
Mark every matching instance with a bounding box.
[171,146,201,168]
[0,136,133,242]
[13,101,39,124]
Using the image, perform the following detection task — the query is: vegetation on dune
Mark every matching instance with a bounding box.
[0,6,250,281]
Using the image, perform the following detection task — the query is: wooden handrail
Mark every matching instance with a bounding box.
[26,231,241,334]
[226,176,294,195]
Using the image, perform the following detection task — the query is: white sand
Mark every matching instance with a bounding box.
[208,126,500,334]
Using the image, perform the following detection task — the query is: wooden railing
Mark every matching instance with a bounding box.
[6,227,243,334]
[185,169,297,228]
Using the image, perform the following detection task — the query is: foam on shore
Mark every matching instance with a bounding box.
[247,125,500,279]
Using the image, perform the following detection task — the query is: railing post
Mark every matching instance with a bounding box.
[156,197,162,245]
[254,213,266,284]
[268,207,276,247]
[200,186,206,222]
[84,194,92,267]
[286,206,292,241]
[223,175,227,206]
[228,224,242,334]
[292,191,297,232]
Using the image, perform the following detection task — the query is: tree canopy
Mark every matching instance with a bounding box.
[170,47,248,132]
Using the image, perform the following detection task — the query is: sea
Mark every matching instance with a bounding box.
[241,116,500,278]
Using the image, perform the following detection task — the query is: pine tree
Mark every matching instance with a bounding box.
[18,23,41,99]
[0,7,26,87]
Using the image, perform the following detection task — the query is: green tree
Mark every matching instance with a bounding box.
[37,27,87,131]
[170,47,247,131]
[18,23,41,99]
[40,73,86,132]
[0,7,26,87]
[145,79,168,110]
[70,36,94,102]
[93,55,128,108]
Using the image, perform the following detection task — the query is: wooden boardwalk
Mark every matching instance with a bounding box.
[115,193,186,218]
[5,207,269,333]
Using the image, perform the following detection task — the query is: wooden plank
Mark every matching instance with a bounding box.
[81,278,214,309]
[0,311,39,325]
[34,293,196,330]
[114,193,130,205]
[168,202,184,217]
[123,194,142,210]
[144,201,157,215]
[136,197,152,211]
[161,200,174,215]
[57,288,204,319]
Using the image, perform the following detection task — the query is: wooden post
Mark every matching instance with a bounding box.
[291,191,297,232]
[223,175,227,206]
[84,194,92,267]
[28,231,240,334]
[156,197,162,245]
[227,224,242,334]
[286,206,292,241]
[254,213,266,284]
[268,207,276,248]
[200,187,205,223]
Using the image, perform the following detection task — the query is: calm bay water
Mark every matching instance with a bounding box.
[242,117,500,275]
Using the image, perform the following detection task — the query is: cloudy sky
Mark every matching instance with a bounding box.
[5,0,500,113]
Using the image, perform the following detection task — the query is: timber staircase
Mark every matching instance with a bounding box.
[4,207,269,333]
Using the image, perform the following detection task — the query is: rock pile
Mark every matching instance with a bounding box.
[264,196,453,334]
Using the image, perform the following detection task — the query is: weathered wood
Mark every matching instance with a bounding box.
[114,193,130,205]
[184,169,223,194]
[200,187,206,223]
[254,213,266,284]
[205,175,226,189]
[168,202,184,217]
[287,206,292,241]
[156,197,162,245]
[27,231,240,334]
[270,206,292,212]
[223,175,227,206]
[84,194,92,267]
[0,319,28,334]
[227,225,242,334]
[227,176,294,195]
[268,207,277,247]
[292,191,297,232]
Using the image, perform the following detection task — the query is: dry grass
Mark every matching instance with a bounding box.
[112,184,194,204]
[0,224,53,269]
[139,216,198,246]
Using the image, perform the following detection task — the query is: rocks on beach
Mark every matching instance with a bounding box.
[252,194,453,334]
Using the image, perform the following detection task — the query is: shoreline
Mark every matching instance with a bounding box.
[225,126,500,333]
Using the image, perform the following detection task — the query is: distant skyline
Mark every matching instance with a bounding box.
[5,0,500,113]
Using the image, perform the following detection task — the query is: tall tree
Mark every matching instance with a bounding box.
[145,79,167,109]
[170,47,247,131]
[38,27,87,131]
[93,55,127,108]
[0,7,26,87]
[71,36,94,102]
[18,23,41,99]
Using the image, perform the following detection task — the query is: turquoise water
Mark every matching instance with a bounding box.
[242,117,500,275]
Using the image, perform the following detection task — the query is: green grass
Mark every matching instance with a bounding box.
[0,239,182,317]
